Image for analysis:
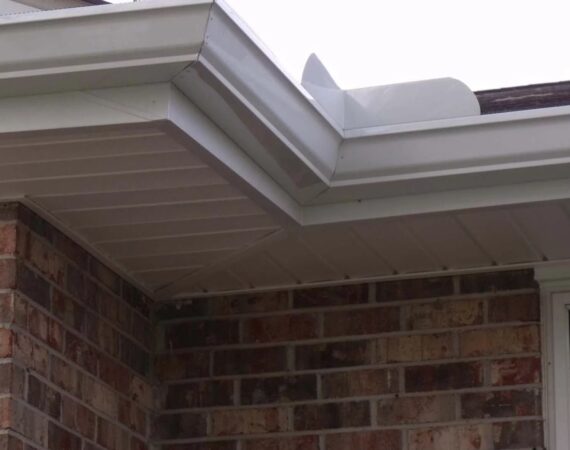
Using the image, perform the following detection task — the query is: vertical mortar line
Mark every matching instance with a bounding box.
[369,397,377,427]
[368,282,376,303]
[319,434,326,450]
[401,428,409,450]
[454,392,461,423]
[287,405,294,434]
[452,275,461,295]
[316,373,322,400]
[236,440,242,450]
[398,366,406,396]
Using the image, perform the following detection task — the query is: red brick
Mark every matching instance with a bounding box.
[65,331,99,375]
[163,443,235,450]
[90,259,121,295]
[243,314,317,343]
[26,235,66,287]
[295,340,376,370]
[461,389,541,419]
[405,299,483,330]
[241,375,316,405]
[490,357,541,386]
[294,401,369,431]
[0,397,12,429]
[118,398,147,435]
[0,293,14,323]
[405,362,483,392]
[28,307,48,342]
[324,306,400,337]
[409,424,492,450]
[488,293,540,322]
[326,430,401,450]
[214,347,286,376]
[0,364,24,398]
[0,259,16,290]
[16,264,49,309]
[165,380,234,409]
[28,375,61,419]
[12,333,48,376]
[376,276,454,302]
[242,436,318,450]
[493,421,543,449]
[386,333,454,362]
[52,291,85,333]
[164,320,239,348]
[61,396,96,440]
[155,351,210,381]
[0,328,12,357]
[50,356,77,395]
[460,270,536,293]
[293,284,368,308]
[378,395,455,425]
[48,422,81,450]
[460,325,540,357]
[211,408,289,436]
[322,368,398,398]
[0,224,18,255]
[152,412,207,439]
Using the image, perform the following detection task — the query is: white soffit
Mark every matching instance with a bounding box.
[1,1,570,297]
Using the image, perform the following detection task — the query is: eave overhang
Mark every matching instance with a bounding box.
[2,0,570,297]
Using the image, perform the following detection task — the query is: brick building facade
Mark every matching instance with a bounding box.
[0,203,546,449]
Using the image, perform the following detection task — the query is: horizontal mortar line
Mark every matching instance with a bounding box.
[53,195,250,214]
[12,394,148,444]
[93,225,278,246]
[159,384,542,413]
[154,415,545,444]
[16,232,152,327]
[157,288,539,323]
[158,322,541,353]
[16,258,153,351]
[8,321,153,409]
[158,351,542,384]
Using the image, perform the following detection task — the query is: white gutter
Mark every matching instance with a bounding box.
[1,0,570,225]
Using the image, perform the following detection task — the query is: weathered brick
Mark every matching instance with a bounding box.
[488,293,540,322]
[0,328,12,357]
[242,436,318,450]
[90,259,121,295]
[324,306,400,337]
[118,398,147,435]
[243,314,317,343]
[490,357,541,386]
[386,333,454,362]
[52,290,85,333]
[119,334,149,376]
[164,320,239,349]
[405,362,483,392]
[378,395,455,425]
[28,306,48,342]
[48,422,81,450]
[50,356,77,395]
[326,430,401,450]
[0,397,12,429]
[0,435,25,450]
[214,347,287,375]
[409,424,492,450]
[241,375,317,405]
[163,443,236,450]
[61,396,96,440]
[65,331,99,375]
[377,277,454,302]
[0,364,24,398]
[0,293,14,323]
[16,264,49,309]
[492,421,543,449]
[80,374,118,418]
[295,340,376,370]
[0,224,17,255]
[460,270,536,293]
[405,298,483,330]
[155,351,210,381]
[461,389,541,419]
[294,401,370,431]
[166,380,234,409]
[211,408,289,436]
[460,325,540,357]
[0,259,16,290]
[26,235,66,287]
[12,332,48,376]
[322,368,398,398]
[28,375,61,419]
[293,284,367,308]
[99,356,131,393]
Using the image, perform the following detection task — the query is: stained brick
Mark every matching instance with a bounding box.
[460,270,536,293]
[460,325,540,357]
[324,306,400,337]
[295,340,377,370]
[0,328,12,357]
[0,259,16,290]
[326,430,401,450]
[405,298,483,330]
[65,331,99,375]
[118,398,147,435]
[492,421,543,449]
[214,347,286,376]
[165,380,234,409]
[242,436,318,450]
[48,422,81,450]
[376,277,454,302]
[386,333,454,362]
[28,306,48,342]
[163,443,236,450]
[378,395,455,425]
[405,362,483,392]
[409,424,493,450]
[12,332,48,376]
[294,401,370,430]
[164,320,239,348]
[16,263,49,309]
[211,408,289,436]
[243,314,317,343]
[50,356,77,395]
[488,293,540,322]
[241,375,317,405]
[461,389,541,419]
[26,235,66,286]
[52,290,85,333]
[0,224,17,255]
[28,375,61,419]
[90,259,121,295]
[61,396,96,440]
[293,284,367,308]
[490,357,541,386]
[322,368,398,398]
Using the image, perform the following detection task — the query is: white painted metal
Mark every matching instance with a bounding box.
[536,263,570,450]
[0,0,37,13]
[302,54,480,129]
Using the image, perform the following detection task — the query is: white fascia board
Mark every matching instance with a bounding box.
[0,0,212,96]
[173,1,342,202]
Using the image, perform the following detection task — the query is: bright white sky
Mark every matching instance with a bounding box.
[108,0,570,91]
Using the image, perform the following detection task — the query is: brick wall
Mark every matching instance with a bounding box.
[154,270,544,450]
[0,203,154,450]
